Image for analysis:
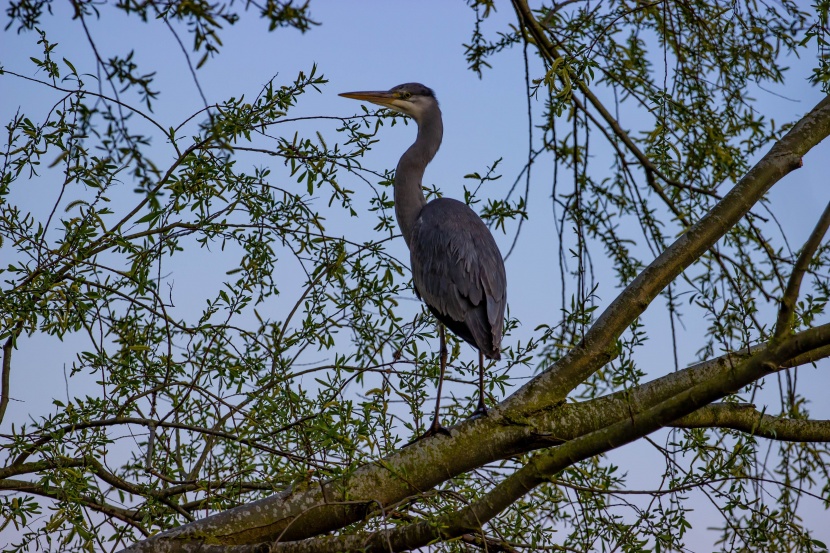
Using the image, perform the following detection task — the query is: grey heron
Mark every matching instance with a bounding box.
[340,83,507,439]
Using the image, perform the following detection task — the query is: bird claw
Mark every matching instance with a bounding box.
[404,421,451,446]
[468,403,488,420]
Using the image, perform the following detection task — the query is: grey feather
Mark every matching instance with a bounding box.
[410,198,506,359]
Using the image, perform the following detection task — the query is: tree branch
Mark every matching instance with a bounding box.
[774,199,830,339]
[342,321,830,553]
[671,403,830,442]
[11,416,304,467]
[0,457,86,479]
[0,334,13,425]
[260,323,830,553]
[0,477,146,531]
[116,316,830,553]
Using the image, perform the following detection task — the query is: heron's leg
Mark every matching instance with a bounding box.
[470,350,488,418]
[406,324,450,445]
[426,324,450,434]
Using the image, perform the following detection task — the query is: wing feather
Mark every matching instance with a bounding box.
[409,198,506,358]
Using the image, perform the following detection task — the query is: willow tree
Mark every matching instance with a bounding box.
[2,1,830,552]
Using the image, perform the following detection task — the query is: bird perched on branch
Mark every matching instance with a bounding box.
[340,83,507,440]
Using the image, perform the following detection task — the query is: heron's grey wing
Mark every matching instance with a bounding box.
[409,198,506,358]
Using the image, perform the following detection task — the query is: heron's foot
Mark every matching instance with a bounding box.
[468,403,489,420]
[405,420,451,446]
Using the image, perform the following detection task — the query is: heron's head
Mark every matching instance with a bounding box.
[339,83,438,123]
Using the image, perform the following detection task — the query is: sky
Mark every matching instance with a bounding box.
[2,0,829,549]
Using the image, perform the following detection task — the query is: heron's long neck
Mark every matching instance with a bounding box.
[395,107,443,248]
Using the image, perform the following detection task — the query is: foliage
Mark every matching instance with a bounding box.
[1,1,830,552]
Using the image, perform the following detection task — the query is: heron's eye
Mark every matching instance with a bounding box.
[399,91,412,100]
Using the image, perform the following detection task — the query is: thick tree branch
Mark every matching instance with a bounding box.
[566,332,830,445]
[519,320,830,486]
[0,457,86,479]
[671,403,830,442]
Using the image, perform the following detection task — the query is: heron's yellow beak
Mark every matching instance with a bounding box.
[339,90,397,108]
